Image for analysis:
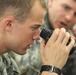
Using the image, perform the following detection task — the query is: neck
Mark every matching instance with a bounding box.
[0,37,8,55]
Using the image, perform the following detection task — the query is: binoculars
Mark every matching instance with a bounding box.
[40,28,76,55]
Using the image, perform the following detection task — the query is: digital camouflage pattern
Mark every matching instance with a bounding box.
[0,53,19,75]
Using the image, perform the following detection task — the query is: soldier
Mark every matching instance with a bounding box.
[0,0,46,75]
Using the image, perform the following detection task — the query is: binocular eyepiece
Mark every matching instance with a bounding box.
[40,28,76,55]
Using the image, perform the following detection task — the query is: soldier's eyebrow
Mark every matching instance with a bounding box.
[30,24,41,29]
[33,24,41,27]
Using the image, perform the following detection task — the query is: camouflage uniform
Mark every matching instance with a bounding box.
[0,53,19,75]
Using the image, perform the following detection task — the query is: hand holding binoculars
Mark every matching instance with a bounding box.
[40,28,76,55]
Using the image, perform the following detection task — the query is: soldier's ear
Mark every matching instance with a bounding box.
[2,17,14,31]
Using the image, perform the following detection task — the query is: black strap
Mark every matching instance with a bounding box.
[40,65,61,75]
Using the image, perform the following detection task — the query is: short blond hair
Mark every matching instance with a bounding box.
[0,0,46,21]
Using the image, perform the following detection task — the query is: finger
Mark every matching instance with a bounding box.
[62,32,70,46]
[40,39,45,56]
[47,28,59,45]
[70,35,76,40]
[67,37,75,53]
[56,28,66,43]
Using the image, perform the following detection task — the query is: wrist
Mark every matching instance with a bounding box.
[41,71,58,75]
